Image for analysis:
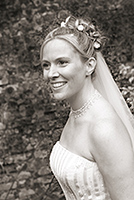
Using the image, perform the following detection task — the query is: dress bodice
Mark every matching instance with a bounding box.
[50,141,112,200]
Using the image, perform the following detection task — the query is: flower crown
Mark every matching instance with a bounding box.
[61,16,102,50]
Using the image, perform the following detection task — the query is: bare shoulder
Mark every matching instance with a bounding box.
[90,96,133,159]
[90,117,132,157]
[89,97,134,199]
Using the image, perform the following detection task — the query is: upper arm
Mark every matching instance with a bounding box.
[90,118,134,200]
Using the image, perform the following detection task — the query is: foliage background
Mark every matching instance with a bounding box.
[0,0,134,199]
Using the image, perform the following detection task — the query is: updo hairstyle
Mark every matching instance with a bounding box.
[40,15,104,65]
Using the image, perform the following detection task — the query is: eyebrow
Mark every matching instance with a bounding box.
[41,60,49,63]
[42,57,70,62]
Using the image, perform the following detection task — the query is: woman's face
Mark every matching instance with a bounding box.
[41,39,87,101]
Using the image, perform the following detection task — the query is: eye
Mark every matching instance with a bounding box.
[57,60,68,66]
[41,62,50,70]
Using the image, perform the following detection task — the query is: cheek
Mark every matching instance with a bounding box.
[72,73,86,89]
[60,66,77,78]
[43,70,48,81]
[69,68,85,81]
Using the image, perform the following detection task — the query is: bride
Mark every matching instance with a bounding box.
[40,15,134,200]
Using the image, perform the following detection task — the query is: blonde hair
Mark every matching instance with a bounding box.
[40,16,103,62]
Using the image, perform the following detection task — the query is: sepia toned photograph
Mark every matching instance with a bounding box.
[0,0,134,199]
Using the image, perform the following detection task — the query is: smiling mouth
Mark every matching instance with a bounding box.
[51,82,67,89]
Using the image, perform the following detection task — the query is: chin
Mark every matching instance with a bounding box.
[53,93,66,101]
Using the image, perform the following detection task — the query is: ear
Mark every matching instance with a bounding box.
[85,57,96,76]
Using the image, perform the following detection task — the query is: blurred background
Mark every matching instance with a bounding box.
[0,0,134,199]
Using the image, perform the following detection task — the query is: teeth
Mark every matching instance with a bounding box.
[52,82,66,88]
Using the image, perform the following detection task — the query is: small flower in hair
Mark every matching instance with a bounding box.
[77,24,84,31]
[61,21,66,27]
[75,19,85,31]
[94,41,101,50]
[61,16,71,28]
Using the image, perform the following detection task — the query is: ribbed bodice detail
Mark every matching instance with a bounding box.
[50,141,111,200]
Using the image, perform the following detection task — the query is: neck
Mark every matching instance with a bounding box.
[67,81,95,111]
[70,89,101,119]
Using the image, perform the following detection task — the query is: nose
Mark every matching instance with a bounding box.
[48,64,59,79]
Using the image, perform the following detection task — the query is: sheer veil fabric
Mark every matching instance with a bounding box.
[93,52,134,149]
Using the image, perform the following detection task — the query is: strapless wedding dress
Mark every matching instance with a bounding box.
[50,141,111,200]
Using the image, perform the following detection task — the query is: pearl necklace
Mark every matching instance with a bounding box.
[70,90,101,119]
